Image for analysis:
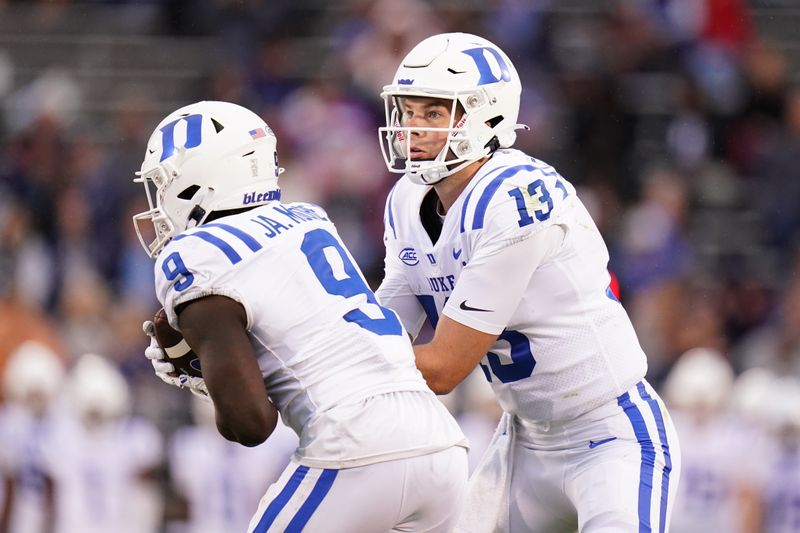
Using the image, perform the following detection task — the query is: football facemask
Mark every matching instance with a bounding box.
[378,32,527,185]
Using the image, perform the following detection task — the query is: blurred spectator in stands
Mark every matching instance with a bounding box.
[343,0,442,99]
[734,254,800,378]
[276,79,389,271]
[754,85,800,264]
[0,196,61,397]
[611,166,693,376]
[3,69,81,134]
[0,116,68,244]
[250,38,302,111]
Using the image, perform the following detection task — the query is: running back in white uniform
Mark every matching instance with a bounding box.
[379,149,681,532]
[155,200,467,532]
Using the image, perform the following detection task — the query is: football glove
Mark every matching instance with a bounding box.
[142,320,211,402]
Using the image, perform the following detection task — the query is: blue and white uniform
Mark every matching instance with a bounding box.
[0,406,60,533]
[378,149,682,532]
[155,201,468,533]
[669,412,761,533]
[170,418,298,533]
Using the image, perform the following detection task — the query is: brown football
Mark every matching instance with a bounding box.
[153,308,203,378]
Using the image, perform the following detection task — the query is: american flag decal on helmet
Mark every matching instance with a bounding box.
[249,128,266,140]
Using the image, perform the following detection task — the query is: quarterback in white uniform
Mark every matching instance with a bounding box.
[376,33,681,532]
[133,101,467,532]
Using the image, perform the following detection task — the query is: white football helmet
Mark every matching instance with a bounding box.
[662,347,734,413]
[67,353,131,423]
[2,341,64,410]
[378,32,526,185]
[133,101,283,258]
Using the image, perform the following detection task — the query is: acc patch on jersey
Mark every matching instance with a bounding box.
[399,247,419,266]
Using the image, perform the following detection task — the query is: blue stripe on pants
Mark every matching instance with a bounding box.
[286,469,338,532]
[637,382,673,533]
[618,390,656,533]
[252,465,309,533]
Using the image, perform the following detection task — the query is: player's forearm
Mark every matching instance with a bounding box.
[179,296,277,446]
[414,314,499,394]
[215,399,278,447]
[413,342,462,394]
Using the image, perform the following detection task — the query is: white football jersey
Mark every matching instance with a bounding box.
[48,415,163,533]
[0,406,62,533]
[378,149,648,422]
[669,412,759,533]
[759,438,800,533]
[170,421,298,533]
[155,201,465,468]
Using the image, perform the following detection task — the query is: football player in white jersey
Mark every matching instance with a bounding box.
[133,101,468,533]
[169,396,298,533]
[662,349,761,533]
[0,342,64,533]
[376,32,682,532]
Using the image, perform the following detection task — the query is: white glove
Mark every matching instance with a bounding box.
[142,320,211,402]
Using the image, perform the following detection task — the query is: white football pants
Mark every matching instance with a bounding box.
[509,380,682,532]
[247,445,468,533]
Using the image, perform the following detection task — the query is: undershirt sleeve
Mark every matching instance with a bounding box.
[376,262,427,340]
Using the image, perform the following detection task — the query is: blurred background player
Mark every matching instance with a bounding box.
[0,342,64,533]
[663,348,761,533]
[376,32,680,532]
[168,395,297,533]
[756,376,800,533]
[50,353,162,533]
[136,100,468,532]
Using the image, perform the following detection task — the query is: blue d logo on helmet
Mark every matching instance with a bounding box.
[159,114,203,162]
[461,47,512,86]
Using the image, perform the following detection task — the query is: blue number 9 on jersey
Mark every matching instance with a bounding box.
[301,229,403,336]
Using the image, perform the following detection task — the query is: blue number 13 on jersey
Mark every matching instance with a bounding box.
[302,228,403,336]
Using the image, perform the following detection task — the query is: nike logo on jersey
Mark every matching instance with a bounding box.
[459,300,491,312]
[588,437,617,449]
[452,248,462,260]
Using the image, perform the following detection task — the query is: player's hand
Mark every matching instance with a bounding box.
[142,320,211,402]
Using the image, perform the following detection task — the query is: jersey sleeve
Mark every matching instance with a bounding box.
[442,163,574,334]
[376,185,426,339]
[443,224,564,334]
[154,233,253,331]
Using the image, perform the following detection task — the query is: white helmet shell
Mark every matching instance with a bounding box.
[729,366,776,423]
[663,347,734,412]
[378,32,526,185]
[765,376,800,432]
[67,353,131,422]
[2,341,64,405]
[133,101,282,258]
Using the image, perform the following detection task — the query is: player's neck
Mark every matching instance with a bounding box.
[433,158,487,214]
